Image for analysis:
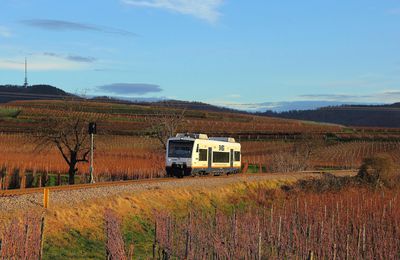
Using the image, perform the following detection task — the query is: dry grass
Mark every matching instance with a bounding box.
[37,179,287,238]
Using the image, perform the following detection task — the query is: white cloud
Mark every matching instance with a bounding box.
[0,54,90,71]
[122,0,224,23]
[0,26,12,38]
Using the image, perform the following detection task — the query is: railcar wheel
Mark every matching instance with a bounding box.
[177,169,184,178]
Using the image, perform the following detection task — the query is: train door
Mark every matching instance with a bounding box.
[208,147,212,171]
[230,149,234,168]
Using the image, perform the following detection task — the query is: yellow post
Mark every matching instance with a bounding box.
[43,188,49,209]
[308,250,314,260]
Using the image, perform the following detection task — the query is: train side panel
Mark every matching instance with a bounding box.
[166,135,241,177]
[191,139,241,175]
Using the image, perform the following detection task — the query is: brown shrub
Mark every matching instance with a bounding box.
[357,154,399,187]
[292,173,355,193]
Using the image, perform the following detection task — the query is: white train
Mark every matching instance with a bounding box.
[166,133,241,177]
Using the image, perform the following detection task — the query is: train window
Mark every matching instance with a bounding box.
[234,151,241,161]
[168,140,194,158]
[199,149,207,161]
[213,152,230,163]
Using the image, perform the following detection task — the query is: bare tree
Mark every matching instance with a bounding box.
[292,135,324,169]
[270,135,325,173]
[146,107,186,150]
[34,100,98,184]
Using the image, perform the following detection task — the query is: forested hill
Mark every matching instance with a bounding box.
[260,103,400,128]
[0,85,70,103]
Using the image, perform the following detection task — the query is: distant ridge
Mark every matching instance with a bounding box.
[2,84,400,128]
[260,104,400,128]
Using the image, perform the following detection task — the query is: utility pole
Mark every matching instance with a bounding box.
[88,122,97,183]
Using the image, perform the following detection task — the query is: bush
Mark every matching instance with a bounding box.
[291,173,354,193]
[357,154,399,187]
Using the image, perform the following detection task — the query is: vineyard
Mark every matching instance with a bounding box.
[0,134,164,189]
[152,188,400,259]
[242,140,400,171]
[0,100,345,136]
[0,211,44,259]
[1,131,400,189]
[2,137,400,189]
[312,141,400,168]
[0,100,344,189]
[4,179,397,259]
[1,99,400,190]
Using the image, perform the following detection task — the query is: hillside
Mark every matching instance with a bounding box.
[0,85,247,115]
[0,84,71,103]
[0,99,343,137]
[261,104,400,128]
[2,84,399,128]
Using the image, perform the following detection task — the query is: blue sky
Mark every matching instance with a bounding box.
[1,0,400,110]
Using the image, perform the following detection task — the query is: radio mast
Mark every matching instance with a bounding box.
[23,57,28,88]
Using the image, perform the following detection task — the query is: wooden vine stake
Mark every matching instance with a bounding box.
[43,188,50,209]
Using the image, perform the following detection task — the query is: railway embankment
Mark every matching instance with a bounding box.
[0,171,355,213]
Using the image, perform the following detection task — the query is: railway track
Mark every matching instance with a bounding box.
[0,176,178,197]
[0,170,357,197]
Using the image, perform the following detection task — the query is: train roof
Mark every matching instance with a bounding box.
[173,133,238,143]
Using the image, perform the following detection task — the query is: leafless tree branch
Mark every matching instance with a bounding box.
[145,107,186,150]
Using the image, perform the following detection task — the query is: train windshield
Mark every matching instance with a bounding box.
[168,140,194,158]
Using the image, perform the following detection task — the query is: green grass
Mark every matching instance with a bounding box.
[246,164,266,173]
[342,127,356,134]
[0,107,21,118]
[43,229,105,260]
[26,173,80,188]
[122,215,155,259]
